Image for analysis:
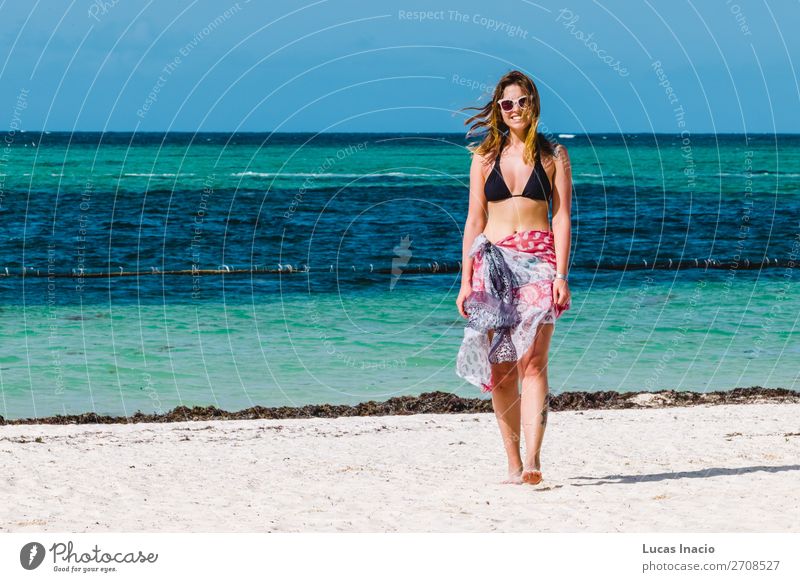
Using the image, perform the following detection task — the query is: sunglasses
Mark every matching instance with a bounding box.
[497,95,530,111]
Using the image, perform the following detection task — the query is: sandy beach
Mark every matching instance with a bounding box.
[1,397,798,533]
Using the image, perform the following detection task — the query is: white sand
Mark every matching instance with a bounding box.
[1,403,798,532]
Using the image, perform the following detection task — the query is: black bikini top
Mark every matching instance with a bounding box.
[484,148,552,203]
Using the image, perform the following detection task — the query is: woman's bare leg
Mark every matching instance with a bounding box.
[519,323,554,483]
[487,329,523,483]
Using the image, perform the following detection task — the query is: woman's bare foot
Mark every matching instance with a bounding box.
[501,463,524,484]
[521,466,543,485]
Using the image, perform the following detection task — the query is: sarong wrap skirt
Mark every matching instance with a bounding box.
[456,229,570,393]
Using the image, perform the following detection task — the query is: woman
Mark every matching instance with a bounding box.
[455,70,572,486]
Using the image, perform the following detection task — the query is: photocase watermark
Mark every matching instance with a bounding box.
[643,278,707,391]
[136,1,249,119]
[20,542,46,570]
[1,87,29,211]
[448,10,529,39]
[596,274,655,378]
[190,174,216,299]
[390,235,413,291]
[651,59,680,107]
[307,298,407,371]
[141,371,164,415]
[452,73,496,102]
[725,0,752,36]
[20,540,158,573]
[750,230,800,358]
[720,149,754,300]
[397,9,447,22]
[74,177,94,295]
[643,56,705,391]
[87,0,122,22]
[556,8,629,77]
[283,141,368,223]
[47,243,66,398]
[536,120,563,154]
[652,59,695,194]
[397,9,529,39]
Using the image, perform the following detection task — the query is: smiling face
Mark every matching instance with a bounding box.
[498,83,531,131]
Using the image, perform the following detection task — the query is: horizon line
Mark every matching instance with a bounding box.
[7,130,800,135]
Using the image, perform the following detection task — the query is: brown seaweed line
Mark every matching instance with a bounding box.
[1,387,798,426]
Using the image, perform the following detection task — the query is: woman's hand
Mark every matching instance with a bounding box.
[553,279,571,307]
[456,282,472,319]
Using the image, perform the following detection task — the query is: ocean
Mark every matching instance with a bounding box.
[0,131,797,419]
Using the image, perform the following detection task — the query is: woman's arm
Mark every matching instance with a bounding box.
[551,144,572,279]
[456,153,488,318]
[461,152,489,287]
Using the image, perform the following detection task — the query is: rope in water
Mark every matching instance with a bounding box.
[0,257,791,278]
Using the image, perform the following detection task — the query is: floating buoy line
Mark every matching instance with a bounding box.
[0,257,790,279]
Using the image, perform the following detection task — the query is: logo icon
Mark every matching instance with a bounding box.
[390,235,413,291]
[20,542,46,570]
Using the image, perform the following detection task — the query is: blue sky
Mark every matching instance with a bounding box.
[1,0,798,133]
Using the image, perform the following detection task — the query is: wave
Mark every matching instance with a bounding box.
[715,171,800,178]
[231,171,469,179]
[123,173,196,177]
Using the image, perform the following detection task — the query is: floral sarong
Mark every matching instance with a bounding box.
[456,229,570,393]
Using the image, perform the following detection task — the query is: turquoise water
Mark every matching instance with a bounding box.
[0,132,798,418]
[1,273,796,420]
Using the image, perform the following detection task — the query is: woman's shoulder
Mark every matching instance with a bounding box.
[470,148,493,163]
[470,150,495,176]
[470,150,484,163]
